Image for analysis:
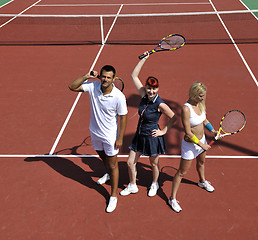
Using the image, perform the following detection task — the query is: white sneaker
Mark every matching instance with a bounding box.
[120,183,139,196]
[168,198,182,213]
[148,182,159,197]
[106,196,117,213]
[97,173,110,185]
[198,180,215,192]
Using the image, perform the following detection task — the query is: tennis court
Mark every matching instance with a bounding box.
[0,0,257,239]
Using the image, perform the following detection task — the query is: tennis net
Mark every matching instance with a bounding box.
[0,9,257,46]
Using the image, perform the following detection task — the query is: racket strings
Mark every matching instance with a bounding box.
[113,77,124,92]
[161,36,185,49]
[221,111,246,133]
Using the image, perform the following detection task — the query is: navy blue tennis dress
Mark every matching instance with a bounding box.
[129,94,166,156]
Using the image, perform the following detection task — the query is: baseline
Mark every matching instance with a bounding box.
[0,155,257,159]
[36,2,211,7]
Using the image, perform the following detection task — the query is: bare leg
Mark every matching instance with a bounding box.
[126,150,141,184]
[149,155,160,183]
[170,158,192,199]
[196,151,206,183]
[97,150,119,197]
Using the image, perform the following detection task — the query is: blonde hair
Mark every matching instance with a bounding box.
[189,82,207,113]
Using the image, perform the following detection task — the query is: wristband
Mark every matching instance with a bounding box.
[205,123,214,132]
[189,135,199,144]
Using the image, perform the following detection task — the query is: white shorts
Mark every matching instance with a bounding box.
[181,135,207,160]
[91,133,119,157]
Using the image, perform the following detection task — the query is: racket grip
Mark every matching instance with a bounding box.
[90,71,100,79]
[138,54,146,59]
[138,51,153,59]
[208,140,215,146]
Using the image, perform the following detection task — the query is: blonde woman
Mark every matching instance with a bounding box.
[168,82,217,213]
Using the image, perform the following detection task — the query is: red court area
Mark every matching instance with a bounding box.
[0,0,257,239]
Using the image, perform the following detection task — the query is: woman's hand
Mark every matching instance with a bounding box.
[141,51,150,60]
[151,128,166,137]
[199,142,211,151]
[211,130,218,136]
[211,130,225,140]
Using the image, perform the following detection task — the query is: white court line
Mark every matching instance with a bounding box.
[0,0,14,8]
[2,10,258,18]
[209,0,258,87]
[36,3,210,7]
[0,0,42,29]
[48,4,124,155]
[0,154,257,159]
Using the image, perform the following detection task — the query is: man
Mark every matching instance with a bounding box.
[69,65,127,213]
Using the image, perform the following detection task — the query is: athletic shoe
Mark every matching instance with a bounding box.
[198,180,215,192]
[106,196,117,213]
[148,182,159,197]
[120,183,139,196]
[97,173,110,185]
[168,198,182,213]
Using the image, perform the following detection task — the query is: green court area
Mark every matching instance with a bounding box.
[243,0,258,8]
[242,0,258,17]
[0,0,12,7]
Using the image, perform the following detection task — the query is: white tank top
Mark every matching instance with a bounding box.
[184,102,206,127]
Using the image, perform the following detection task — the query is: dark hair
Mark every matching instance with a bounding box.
[145,76,159,88]
[100,65,116,77]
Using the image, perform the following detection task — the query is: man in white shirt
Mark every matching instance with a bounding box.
[69,65,127,213]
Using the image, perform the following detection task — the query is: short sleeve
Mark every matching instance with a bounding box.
[81,81,92,92]
[117,93,128,116]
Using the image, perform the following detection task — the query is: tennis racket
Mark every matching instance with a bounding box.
[209,110,246,146]
[53,136,92,155]
[90,71,124,92]
[138,34,186,59]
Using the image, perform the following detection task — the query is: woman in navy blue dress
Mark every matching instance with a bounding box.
[120,52,177,197]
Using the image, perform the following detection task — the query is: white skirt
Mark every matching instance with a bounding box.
[181,135,207,160]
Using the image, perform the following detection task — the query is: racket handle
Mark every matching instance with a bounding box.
[90,71,100,79]
[138,51,153,59]
[208,140,215,146]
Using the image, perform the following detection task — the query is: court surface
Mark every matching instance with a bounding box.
[0,0,257,239]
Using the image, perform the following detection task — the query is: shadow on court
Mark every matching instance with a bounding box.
[24,155,111,204]
[121,162,197,203]
[24,122,257,206]
[24,141,196,206]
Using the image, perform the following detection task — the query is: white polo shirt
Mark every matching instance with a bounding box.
[82,80,128,142]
